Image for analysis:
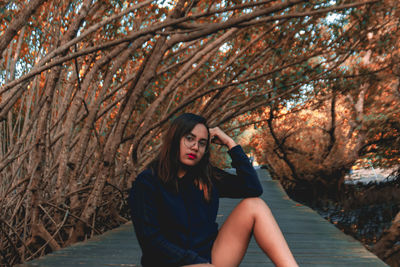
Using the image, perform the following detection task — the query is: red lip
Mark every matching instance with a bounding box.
[187,153,197,159]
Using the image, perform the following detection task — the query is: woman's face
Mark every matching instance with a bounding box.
[179,123,208,167]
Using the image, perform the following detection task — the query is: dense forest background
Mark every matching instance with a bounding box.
[0,0,399,266]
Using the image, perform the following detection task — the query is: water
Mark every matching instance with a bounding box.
[345,168,397,184]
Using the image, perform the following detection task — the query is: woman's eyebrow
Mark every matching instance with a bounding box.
[189,132,208,141]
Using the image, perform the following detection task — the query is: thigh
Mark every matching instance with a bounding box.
[211,198,260,267]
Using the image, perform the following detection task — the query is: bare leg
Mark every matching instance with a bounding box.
[181,265,213,267]
[211,197,298,267]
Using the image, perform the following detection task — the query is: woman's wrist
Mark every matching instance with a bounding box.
[209,127,237,150]
[225,139,237,150]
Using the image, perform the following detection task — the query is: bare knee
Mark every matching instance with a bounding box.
[238,197,271,217]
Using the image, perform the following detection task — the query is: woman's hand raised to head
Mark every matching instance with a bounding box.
[209,127,237,150]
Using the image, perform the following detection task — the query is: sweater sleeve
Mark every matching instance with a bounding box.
[128,172,209,266]
[212,145,263,198]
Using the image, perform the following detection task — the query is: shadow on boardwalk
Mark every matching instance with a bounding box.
[19,169,387,266]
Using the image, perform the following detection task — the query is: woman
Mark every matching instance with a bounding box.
[128,113,298,267]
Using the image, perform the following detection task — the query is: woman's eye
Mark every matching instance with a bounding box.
[186,135,194,141]
[199,141,207,147]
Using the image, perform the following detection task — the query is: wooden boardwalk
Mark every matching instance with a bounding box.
[20,169,387,266]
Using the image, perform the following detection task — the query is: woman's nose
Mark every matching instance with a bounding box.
[192,141,199,151]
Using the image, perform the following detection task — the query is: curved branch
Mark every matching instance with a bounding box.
[0,0,48,58]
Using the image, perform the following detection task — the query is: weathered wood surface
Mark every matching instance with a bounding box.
[19,169,387,266]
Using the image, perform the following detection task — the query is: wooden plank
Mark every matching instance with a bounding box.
[19,169,387,266]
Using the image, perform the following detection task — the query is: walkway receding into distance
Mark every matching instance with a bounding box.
[20,169,387,266]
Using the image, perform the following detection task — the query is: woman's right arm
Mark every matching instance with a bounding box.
[128,172,209,266]
[209,127,263,198]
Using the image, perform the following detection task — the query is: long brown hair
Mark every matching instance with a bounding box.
[150,113,213,202]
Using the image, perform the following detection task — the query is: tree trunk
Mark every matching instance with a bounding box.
[372,211,400,265]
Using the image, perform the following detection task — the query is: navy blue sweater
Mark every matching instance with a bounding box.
[128,145,263,267]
